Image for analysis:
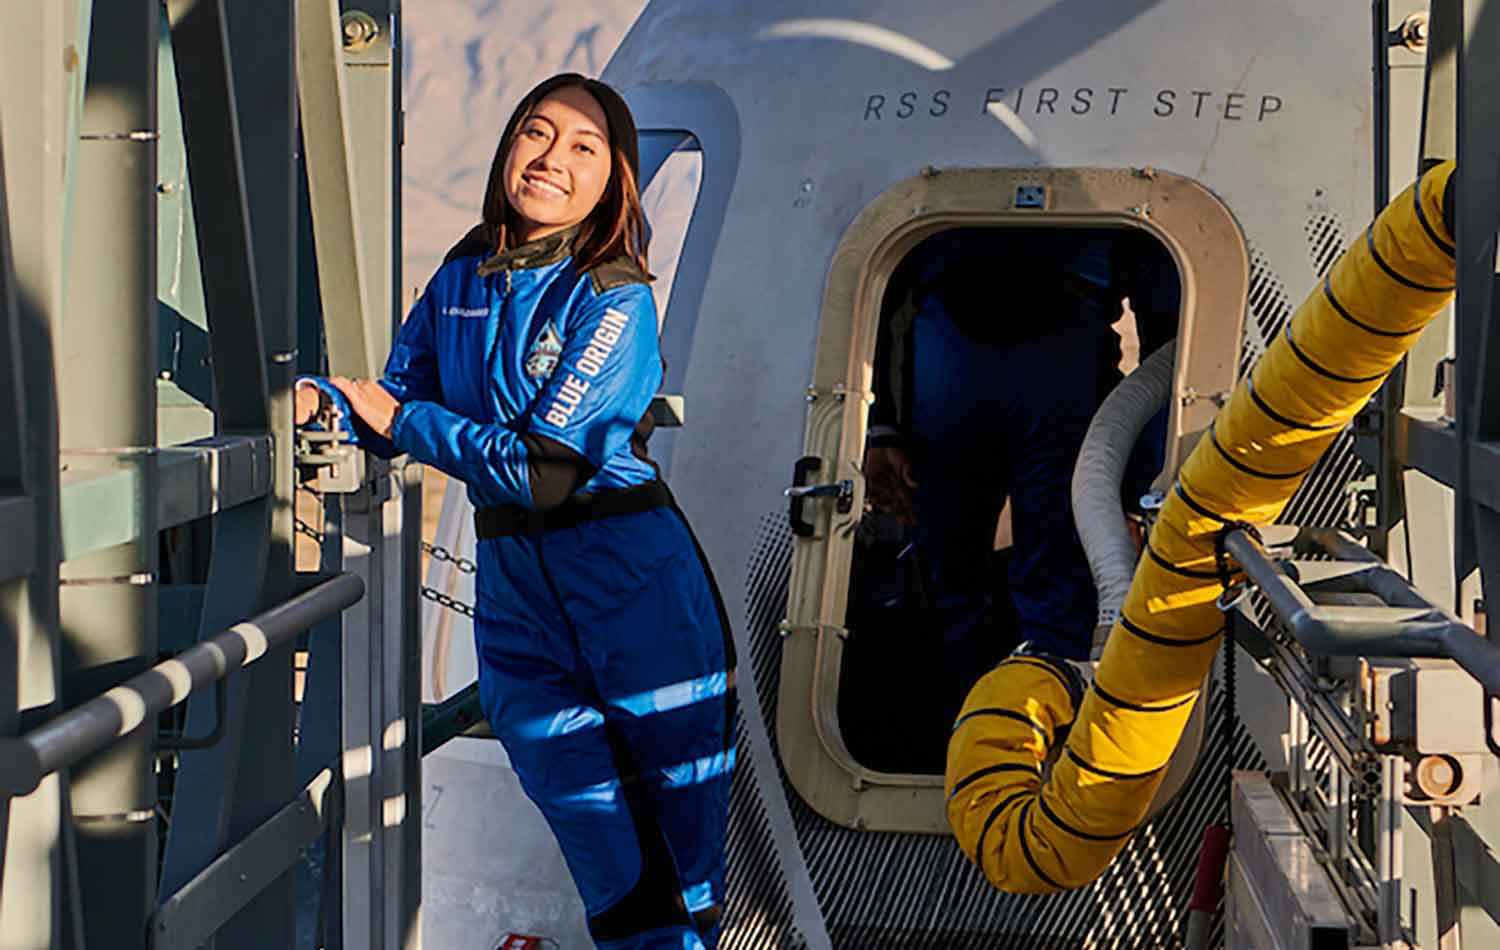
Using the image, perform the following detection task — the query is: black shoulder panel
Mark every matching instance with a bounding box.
[443,223,491,266]
[588,255,650,295]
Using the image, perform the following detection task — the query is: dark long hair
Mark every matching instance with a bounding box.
[479,73,651,277]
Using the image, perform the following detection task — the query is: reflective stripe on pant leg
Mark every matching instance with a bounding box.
[548,509,733,948]
[474,613,645,920]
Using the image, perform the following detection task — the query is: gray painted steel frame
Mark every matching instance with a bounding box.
[1,0,414,946]
[295,1,418,945]
[155,4,295,950]
[0,0,94,942]
[1452,4,1500,942]
[59,2,161,943]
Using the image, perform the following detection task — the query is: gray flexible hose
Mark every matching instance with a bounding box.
[1071,340,1177,630]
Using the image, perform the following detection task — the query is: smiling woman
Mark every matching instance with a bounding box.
[294,74,734,950]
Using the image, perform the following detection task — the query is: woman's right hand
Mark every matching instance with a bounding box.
[294,383,322,426]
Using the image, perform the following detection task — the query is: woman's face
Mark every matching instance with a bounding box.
[502,86,613,243]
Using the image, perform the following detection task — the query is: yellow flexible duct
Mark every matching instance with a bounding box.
[946,162,1457,893]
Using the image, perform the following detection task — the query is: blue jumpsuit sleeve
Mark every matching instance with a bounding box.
[390,283,661,506]
[296,286,442,459]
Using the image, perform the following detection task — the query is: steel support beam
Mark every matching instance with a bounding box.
[1395,410,1500,514]
[1369,0,1458,562]
[152,768,338,950]
[0,0,91,942]
[1454,6,1500,944]
[217,2,300,945]
[58,435,273,561]
[164,0,269,434]
[299,2,416,945]
[59,2,161,944]
[392,460,422,950]
[332,485,390,950]
[1421,0,1460,167]
[0,499,37,586]
[1454,0,1500,587]
[158,8,280,949]
[295,0,378,378]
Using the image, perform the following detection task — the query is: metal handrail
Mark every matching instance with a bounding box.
[1222,528,1500,695]
[0,572,364,796]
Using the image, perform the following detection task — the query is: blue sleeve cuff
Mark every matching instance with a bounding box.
[296,375,402,459]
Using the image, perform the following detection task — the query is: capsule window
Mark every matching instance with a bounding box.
[637,131,703,329]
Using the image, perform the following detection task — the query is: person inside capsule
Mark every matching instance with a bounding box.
[846,226,1177,772]
[295,73,733,950]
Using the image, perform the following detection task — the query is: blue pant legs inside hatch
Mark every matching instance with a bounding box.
[911,309,1106,662]
[474,508,732,950]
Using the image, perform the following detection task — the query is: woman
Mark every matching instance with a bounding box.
[296,74,734,950]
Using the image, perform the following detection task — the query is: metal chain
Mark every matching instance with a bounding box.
[420,585,475,619]
[294,516,324,544]
[421,540,477,575]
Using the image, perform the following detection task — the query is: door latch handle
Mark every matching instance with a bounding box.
[784,481,853,502]
[786,456,854,537]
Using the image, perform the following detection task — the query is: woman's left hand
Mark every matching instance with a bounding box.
[328,377,401,439]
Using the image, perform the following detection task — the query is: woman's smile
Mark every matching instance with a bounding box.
[520,173,570,199]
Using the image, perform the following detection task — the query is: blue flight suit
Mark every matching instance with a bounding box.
[305,230,732,950]
[871,229,1178,665]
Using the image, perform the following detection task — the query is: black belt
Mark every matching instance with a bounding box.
[474,481,673,538]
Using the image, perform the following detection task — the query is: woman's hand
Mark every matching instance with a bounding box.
[328,377,401,439]
[293,383,323,426]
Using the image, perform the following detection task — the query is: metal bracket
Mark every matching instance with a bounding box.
[295,428,372,495]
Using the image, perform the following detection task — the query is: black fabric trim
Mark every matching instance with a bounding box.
[1017,801,1066,891]
[1000,656,1082,710]
[442,223,491,266]
[587,728,694,942]
[690,903,723,938]
[1145,540,1221,579]
[1119,614,1224,648]
[589,255,651,294]
[948,763,1042,802]
[519,432,598,510]
[1036,795,1133,842]
[665,489,739,677]
[1323,278,1420,339]
[1209,425,1308,481]
[476,480,671,538]
[952,708,1052,746]
[1246,374,1342,432]
[1414,172,1456,258]
[1091,682,1194,713]
[1174,482,1230,524]
[1065,746,1162,781]
[1365,226,1454,292]
[1443,168,1457,242]
[1282,324,1385,384]
[974,790,1030,877]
